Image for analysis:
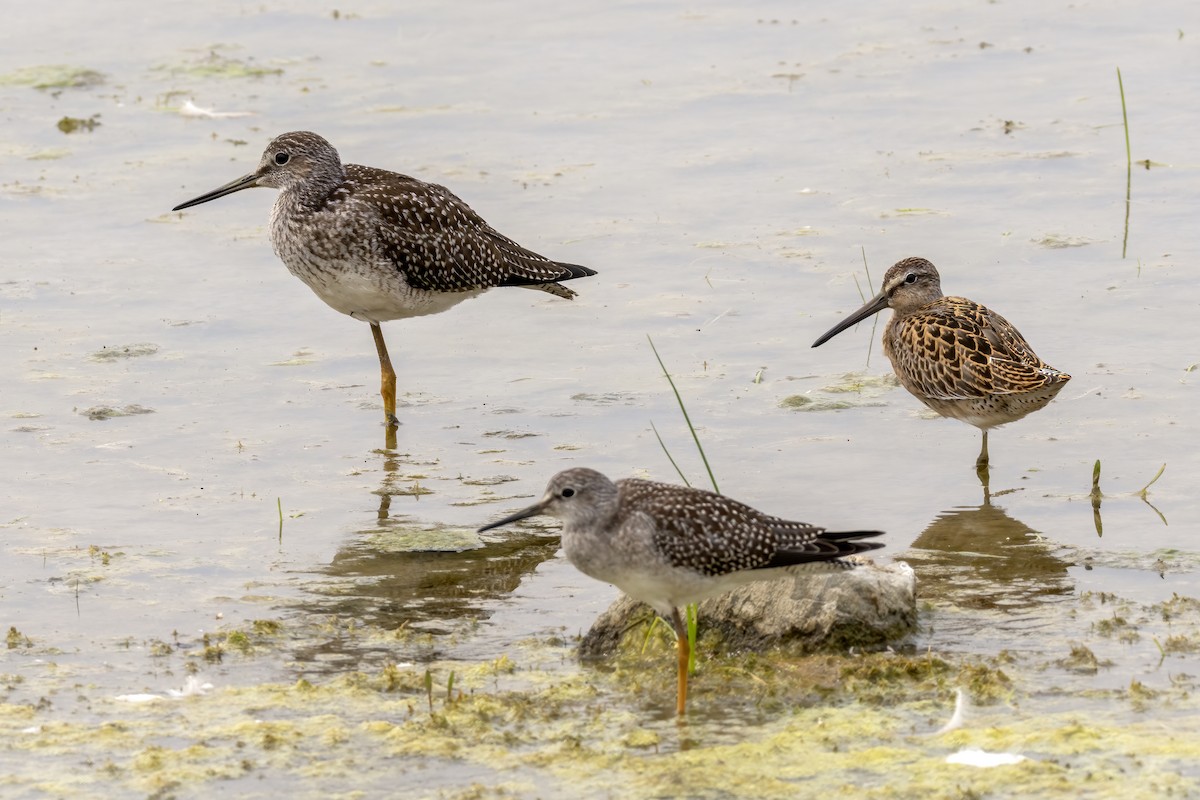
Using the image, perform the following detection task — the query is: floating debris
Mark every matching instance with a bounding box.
[1033,233,1093,249]
[80,404,155,421]
[158,51,283,79]
[88,343,159,362]
[56,115,101,134]
[0,65,105,90]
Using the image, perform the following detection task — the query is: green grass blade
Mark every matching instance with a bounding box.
[647,335,719,494]
[650,420,691,487]
[647,335,717,677]
[640,615,663,654]
[1118,67,1132,259]
[861,247,879,366]
[1117,67,1132,168]
[686,604,698,675]
[852,272,866,304]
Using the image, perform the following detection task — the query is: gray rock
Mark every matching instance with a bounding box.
[578,560,916,658]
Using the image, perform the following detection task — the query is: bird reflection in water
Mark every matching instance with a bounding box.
[285,446,562,673]
[903,492,1073,612]
[289,524,560,674]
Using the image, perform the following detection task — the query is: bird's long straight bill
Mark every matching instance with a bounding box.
[811,291,890,347]
[477,500,549,533]
[173,173,260,211]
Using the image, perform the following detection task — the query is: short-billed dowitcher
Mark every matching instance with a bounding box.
[478,468,884,715]
[173,131,596,426]
[812,257,1070,471]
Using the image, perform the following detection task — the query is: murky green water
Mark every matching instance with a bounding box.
[3,0,1198,796]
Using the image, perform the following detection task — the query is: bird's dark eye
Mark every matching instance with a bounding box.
[561,487,575,498]
[274,152,290,166]
[904,272,917,284]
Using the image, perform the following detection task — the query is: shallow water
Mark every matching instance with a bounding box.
[2,0,1199,796]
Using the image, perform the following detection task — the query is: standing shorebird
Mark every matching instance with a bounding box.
[172,131,596,426]
[478,468,884,715]
[812,257,1070,473]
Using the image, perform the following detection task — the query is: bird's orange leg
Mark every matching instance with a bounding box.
[670,607,689,716]
[370,322,399,428]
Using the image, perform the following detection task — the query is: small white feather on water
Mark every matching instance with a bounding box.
[115,693,162,704]
[179,100,253,119]
[933,687,967,734]
[167,676,213,697]
[116,676,212,703]
[946,748,1028,767]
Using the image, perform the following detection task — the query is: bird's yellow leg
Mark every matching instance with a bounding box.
[671,608,689,716]
[370,323,399,427]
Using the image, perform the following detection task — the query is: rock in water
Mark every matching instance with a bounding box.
[578,560,915,658]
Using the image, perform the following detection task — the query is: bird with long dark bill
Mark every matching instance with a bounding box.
[812,257,1069,474]
[173,131,596,426]
[479,468,884,715]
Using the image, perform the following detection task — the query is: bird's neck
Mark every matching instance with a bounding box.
[288,166,346,212]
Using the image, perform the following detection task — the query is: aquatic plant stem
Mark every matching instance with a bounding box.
[861,247,879,367]
[1118,68,1132,172]
[1118,67,1132,259]
[861,245,875,296]
[1136,464,1166,498]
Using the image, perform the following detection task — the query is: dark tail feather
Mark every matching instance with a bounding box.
[763,530,885,569]
[503,261,597,299]
[822,530,887,557]
[556,263,599,280]
[500,261,597,287]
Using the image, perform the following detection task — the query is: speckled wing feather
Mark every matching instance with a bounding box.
[485,227,597,292]
[617,479,883,577]
[348,166,592,294]
[889,297,1068,400]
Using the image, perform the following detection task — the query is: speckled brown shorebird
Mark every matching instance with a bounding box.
[172,131,596,426]
[812,257,1070,471]
[478,467,884,716]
